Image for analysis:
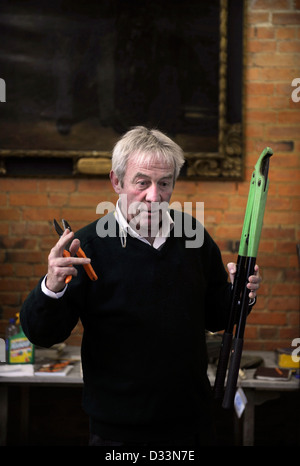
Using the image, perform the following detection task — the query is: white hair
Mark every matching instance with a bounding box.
[111,126,185,185]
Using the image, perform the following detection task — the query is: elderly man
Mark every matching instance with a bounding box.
[21,126,261,446]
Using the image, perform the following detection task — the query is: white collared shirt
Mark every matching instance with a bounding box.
[114,199,174,250]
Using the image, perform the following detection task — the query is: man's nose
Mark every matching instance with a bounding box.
[145,183,160,203]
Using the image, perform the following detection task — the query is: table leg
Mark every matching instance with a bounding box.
[20,386,29,444]
[243,389,255,446]
[0,385,8,445]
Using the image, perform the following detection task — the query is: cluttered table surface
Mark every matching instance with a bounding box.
[0,345,299,387]
[0,345,299,446]
[0,344,83,384]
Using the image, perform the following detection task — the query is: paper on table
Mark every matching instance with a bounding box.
[0,364,34,377]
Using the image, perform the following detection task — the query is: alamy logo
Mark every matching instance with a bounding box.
[291,337,300,363]
[96,196,204,248]
[291,78,300,103]
[0,78,6,102]
[0,338,5,362]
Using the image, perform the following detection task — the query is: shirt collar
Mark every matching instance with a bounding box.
[114,198,174,249]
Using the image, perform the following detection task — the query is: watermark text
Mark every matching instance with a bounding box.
[0,78,6,102]
[96,197,204,248]
[291,78,300,103]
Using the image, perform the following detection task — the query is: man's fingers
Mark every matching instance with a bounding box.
[50,229,74,257]
[227,262,262,299]
[227,262,236,285]
[49,255,91,270]
[227,262,236,275]
[47,229,91,292]
[50,230,88,263]
[46,254,91,292]
[69,238,81,256]
[247,265,261,298]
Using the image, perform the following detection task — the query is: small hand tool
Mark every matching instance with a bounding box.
[53,219,98,284]
[213,147,273,409]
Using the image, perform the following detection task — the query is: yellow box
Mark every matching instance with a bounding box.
[276,348,299,369]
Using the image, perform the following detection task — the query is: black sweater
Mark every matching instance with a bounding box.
[21,211,232,442]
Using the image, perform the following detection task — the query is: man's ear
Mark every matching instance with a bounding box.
[110,170,122,194]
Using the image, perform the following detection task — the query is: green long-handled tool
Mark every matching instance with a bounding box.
[214,147,273,409]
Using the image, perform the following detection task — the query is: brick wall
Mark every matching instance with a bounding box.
[0,1,299,351]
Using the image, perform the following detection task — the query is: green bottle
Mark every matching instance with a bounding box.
[8,313,35,364]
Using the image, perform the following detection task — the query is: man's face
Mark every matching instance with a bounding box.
[111,154,175,237]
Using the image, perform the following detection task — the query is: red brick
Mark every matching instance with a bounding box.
[26,222,53,236]
[247,12,270,24]
[1,237,37,250]
[258,240,275,253]
[284,269,300,282]
[203,210,223,226]
[271,153,300,169]
[291,199,300,210]
[77,179,111,193]
[0,223,9,235]
[289,312,300,326]
[272,283,299,295]
[259,327,279,340]
[278,41,300,53]
[272,13,300,25]
[249,53,299,67]
[48,193,69,207]
[0,208,21,220]
[0,179,38,192]
[69,193,111,207]
[277,184,300,196]
[38,179,77,193]
[256,26,275,39]
[0,278,29,292]
[266,126,300,139]
[276,27,297,39]
[278,111,300,124]
[249,311,286,325]
[266,198,291,211]
[268,297,299,311]
[10,193,48,206]
[276,241,299,254]
[22,207,60,221]
[0,264,14,276]
[247,40,277,53]
[6,251,43,264]
[257,255,288,268]
[245,95,269,109]
[15,264,34,277]
[215,225,242,240]
[0,293,21,306]
[279,327,300,340]
[60,208,98,222]
[247,110,277,123]
[260,67,300,82]
[252,0,289,8]
[246,82,275,95]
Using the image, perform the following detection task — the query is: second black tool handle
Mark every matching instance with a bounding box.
[222,337,244,409]
[214,332,233,399]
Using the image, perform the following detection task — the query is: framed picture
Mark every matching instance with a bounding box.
[0,0,244,179]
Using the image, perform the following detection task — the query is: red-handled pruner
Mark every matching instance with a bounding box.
[53,219,98,283]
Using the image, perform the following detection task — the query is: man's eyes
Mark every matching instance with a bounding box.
[160,181,171,187]
[137,180,148,187]
[136,180,171,189]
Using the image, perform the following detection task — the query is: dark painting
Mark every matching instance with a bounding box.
[0,0,244,179]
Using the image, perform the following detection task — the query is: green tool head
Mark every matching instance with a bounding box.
[239,147,273,258]
[255,147,273,191]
